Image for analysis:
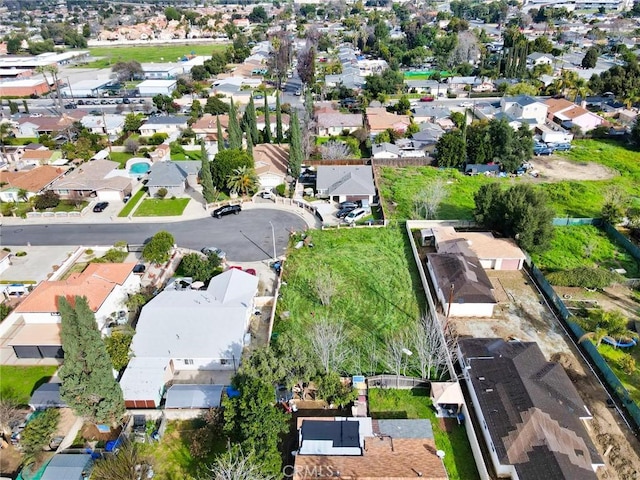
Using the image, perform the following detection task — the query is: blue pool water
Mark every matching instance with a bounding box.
[129,162,150,174]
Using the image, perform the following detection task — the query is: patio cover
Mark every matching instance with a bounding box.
[165,384,224,409]
[430,381,464,407]
[29,382,66,409]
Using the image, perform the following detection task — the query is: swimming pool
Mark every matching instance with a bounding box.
[129,162,150,175]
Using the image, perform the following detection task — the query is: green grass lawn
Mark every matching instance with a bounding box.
[139,420,225,480]
[109,151,135,168]
[596,343,640,405]
[53,200,88,212]
[368,389,479,480]
[275,227,424,370]
[172,150,202,161]
[133,198,190,217]
[0,365,58,405]
[378,139,640,221]
[531,225,640,276]
[84,44,227,68]
[118,189,147,217]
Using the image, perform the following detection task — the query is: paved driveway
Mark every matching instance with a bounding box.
[1,209,307,262]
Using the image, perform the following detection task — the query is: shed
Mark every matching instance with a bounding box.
[165,384,224,409]
[430,381,464,417]
[29,383,66,410]
[41,454,92,480]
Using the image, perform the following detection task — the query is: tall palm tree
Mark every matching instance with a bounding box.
[17,189,29,202]
[571,78,591,102]
[226,166,258,197]
[623,90,640,109]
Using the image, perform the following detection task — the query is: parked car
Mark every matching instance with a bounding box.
[338,201,358,210]
[64,103,77,109]
[201,247,226,260]
[133,264,146,274]
[336,207,355,218]
[93,201,109,212]
[459,101,473,108]
[212,204,241,218]
[420,96,435,102]
[260,190,273,199]
[552,143,571,151]
[29,113,43,118]
[534,146,554,156]
[294,90,301,96]
[89,110,102,116]
[123,193,132,203]
[344,208,367,224]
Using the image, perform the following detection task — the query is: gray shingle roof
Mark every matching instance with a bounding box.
[376,419,434,439]
[146,161,199,187]
[316,166,375,196]
[142,116,188,125]
[427,253,496,304]
[41,454,92,480]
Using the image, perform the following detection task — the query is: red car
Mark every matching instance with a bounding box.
[420,96,435,102]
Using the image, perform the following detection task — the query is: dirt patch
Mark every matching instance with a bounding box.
[533,156,616,181]
[450,269,640,479]
[0,444,23,477]
[80,423,121,443]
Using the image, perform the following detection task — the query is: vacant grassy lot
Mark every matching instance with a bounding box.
[368,388,479,480]
[378,139,640,221]
[134,198,190,217]
[138,419,225,480]
[275,227,424,370]
[531,225,640,276]
[85,44,227,67]
[118,189,146,217]
[0,365,58,405]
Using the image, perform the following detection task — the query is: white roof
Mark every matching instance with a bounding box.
[138,79,178,87]
[119,357,168,403]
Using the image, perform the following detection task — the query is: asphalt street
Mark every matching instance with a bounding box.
[0,210,308,262]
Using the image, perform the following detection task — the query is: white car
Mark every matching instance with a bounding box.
[201,247,226,260]
[459,101,474,108]
[29,113,43,118]
[344,208,367,224]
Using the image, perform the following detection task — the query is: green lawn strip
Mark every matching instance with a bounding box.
[138,419,225,480]
[172,150,202,161]
[109,151,135,168]
[0,365,58,405]
[368,389,480,480]
[118,189,147,217]
[531,225,640,276]
[275,227,424,370]
[53,201,88,212]
[597,343,640,405]
[133,198,190,217]
[85,44,227,66]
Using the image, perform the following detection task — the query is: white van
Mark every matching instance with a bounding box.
[344,208,367,224]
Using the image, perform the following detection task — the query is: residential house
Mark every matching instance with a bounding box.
[191,114,229,143]
[19,149,61,166]
[293,417,448,480]
[526,52,555,67]
[316,112,362,136]
[80,114,125,138]
[9,263,139,359]
[458,338,604,480]
[146,160,200,197]
[49,159,132,201]
[471,80,495,92]
[137,79,177,97]
[148,143,171,163]
[40,454,93,480]
[253,144,289,191]
[140,63,184,79]
[405,79,440,94]
[464,164,501,176]
[617,108,638,126]
[0,165,65,202]
[119,269,259,408]
[16,112,85,138]
[315,165,376,203]
[257,113,289,136]
[139,116,188,137]
[447,76,482,91]
[500,95,548,127]
[366,107,411,136]
[545,98,604,132]
[372,142,402,159]
[411,123,446,148]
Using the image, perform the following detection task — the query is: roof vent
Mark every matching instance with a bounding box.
[478,376,485,381]
[485,388,494,393]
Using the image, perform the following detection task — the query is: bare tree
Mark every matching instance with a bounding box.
[414,178,449,219]
[204,448,277,480]
[450,31,480,66]
[297,44,316,86]
[315,270,337,306]
[321,140,351,160]
[124,138,140,154]
[0,399,24,439]
[384,331,411,387]
[269,31,292,90]
[90,441,153,480]
[410,315,455,380]
[310,317,348,373]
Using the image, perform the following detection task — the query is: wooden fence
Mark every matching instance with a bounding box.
[367,375,430,389]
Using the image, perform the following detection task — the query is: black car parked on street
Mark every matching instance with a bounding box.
[212,204,241,218]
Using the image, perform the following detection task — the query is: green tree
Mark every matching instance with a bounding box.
[631,120,640,148]
[579,309,638,346]
[164,6,181,20]
[275,93,284,143]
[473,183,554,252]
[216,115,225,150]
[228,99,243,150]
[248,5,268,22]
[20,408,59,456]
[395,95,411,114]
[204,96,230,115]
[200,143,216,204]
[190,65,208,81]
[58,296,125,424]
[211,149,254,191]
[179,252,221,282]
[364,70,404,98]
[315,371,358,408]
[82,23,91,38]
[0,122,13,157]
[434,130,465,167]
[227,165,258,196]
[246,131,254,158]
[243,96,259,145]
[190,99,203,119]
[152,94,177,114]
[223,374,288,477]
[22,100,29,114]
[142,231,175,264]
[582,47,599,69]
[288,110,302,179]
[105,330,133,372]
[91,441,153,480]
[123,113,144,133]
[263,96,272,143]
[34,191,60,210]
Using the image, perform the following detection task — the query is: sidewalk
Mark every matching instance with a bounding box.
[0,196,321,229]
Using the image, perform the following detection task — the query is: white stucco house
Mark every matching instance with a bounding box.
[500,95,548,127]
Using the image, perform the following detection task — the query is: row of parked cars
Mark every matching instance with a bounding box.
[533,142,572,156]
[335,200,371,224]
